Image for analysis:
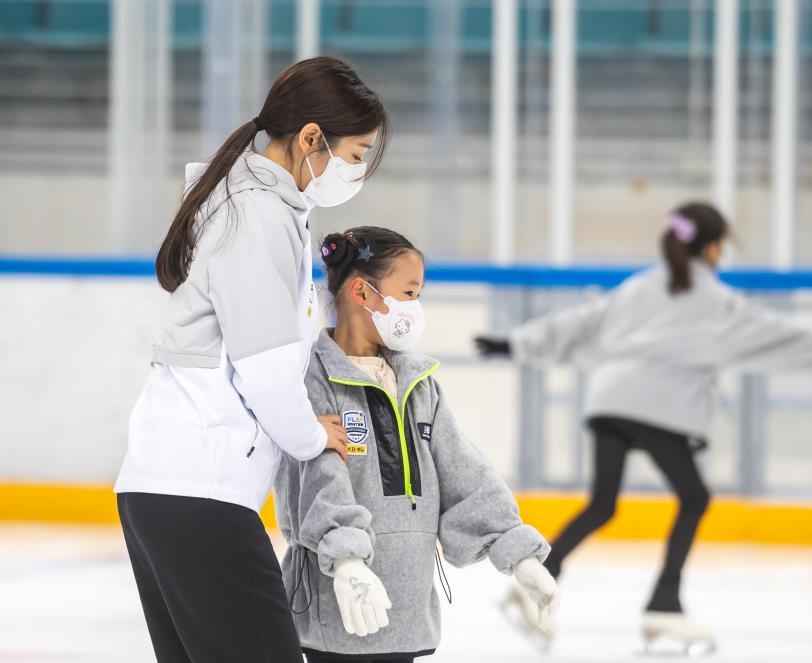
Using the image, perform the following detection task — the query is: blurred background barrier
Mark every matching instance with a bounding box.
[1,259,811,543]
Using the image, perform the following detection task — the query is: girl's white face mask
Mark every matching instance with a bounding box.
[303,138,367,208]
[363,280,425,352]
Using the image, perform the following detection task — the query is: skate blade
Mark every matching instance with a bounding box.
[638,634,716,658]
[496,595,553,653]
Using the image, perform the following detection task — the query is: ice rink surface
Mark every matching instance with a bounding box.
[0,524,810,663]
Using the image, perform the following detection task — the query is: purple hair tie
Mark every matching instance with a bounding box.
[667,214,697,244]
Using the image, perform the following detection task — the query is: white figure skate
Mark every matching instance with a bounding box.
[498,584,554,652]
[641,611,716,657]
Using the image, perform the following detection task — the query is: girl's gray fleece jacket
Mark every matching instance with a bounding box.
[274,329,550,658]
[510,260,812,438]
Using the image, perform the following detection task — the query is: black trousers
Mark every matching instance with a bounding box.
[118,492,303,663]
[543,416,711,613]
[306,657,413,663]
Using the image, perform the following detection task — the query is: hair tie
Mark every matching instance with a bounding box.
[667,214,697,244]
[252,117,264,132]
[321,241,339,258]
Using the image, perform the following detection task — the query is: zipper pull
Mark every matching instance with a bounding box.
[246,446,255,458]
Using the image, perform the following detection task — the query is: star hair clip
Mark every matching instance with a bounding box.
[358,245,375,262]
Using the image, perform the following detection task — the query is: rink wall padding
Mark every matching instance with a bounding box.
[1,484,811,545]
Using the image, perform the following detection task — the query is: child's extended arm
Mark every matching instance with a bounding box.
[509,295,609,365]
[474,295,609,364]
[712,292,812,370]
[429,380,550,572]
[428,380,560,625]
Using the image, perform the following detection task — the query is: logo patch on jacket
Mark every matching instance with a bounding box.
[343,410,369,444]
[418,422,432,443]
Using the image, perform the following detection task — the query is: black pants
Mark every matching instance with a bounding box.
[118,492,303,663]
[306,657,413,663]
[543,416,711,613]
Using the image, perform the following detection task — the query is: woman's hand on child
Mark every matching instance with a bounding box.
[333,556,392,637]
[473,335,511,357]
[512,556,561,630]
[318,414,348,462]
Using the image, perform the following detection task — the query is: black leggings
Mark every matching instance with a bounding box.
[543,416,711,613]
[118,492,303,663]
[306,657,413,663]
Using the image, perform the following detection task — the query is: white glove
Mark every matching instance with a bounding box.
[512,556,561,630]
[333,556,392,637]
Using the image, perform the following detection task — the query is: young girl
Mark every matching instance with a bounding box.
[274,226,561,662]
[476,202,812,652]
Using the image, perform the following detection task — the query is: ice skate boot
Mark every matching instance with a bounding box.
[641,611,715,657]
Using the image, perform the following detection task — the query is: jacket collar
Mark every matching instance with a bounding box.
[691,258,718,279]
[184,149,314,225]
[314,328,440,402]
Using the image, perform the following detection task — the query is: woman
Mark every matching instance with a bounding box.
[115,57,389,662]
[475,202,812,652]
[275,227,560,663]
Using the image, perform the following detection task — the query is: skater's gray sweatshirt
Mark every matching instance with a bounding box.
[274,329,550,658]
[510,261,812,438]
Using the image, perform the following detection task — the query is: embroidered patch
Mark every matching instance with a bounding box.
[343,410,369,444]
[418,422,432,443]
[347,444,368,456]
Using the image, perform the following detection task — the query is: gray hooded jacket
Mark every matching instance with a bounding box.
[510,261,812,438]
[274,329,550,658]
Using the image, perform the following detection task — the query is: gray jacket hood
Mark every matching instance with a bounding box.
[185,150,313,223]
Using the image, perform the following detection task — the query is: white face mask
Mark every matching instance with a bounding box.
[363,280,425,352]
[303,138,367,208]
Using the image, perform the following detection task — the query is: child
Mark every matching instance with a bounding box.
[476,202,812,653]
[274,226,560,662]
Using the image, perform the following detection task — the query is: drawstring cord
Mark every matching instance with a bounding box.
[435,546,452,604]
[292,545,452,611]
[289,548,313,615]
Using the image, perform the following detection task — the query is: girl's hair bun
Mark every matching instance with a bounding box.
[321,233,353,267]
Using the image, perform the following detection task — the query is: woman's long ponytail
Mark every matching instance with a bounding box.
[156,121,259,292]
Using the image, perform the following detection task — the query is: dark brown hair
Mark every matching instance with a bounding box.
[320,226,422,297]
[662,202,729,295]
[156,57,390,292]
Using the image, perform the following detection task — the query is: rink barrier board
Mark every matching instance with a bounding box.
[1,484,811,545]
[2,259,811,542]
[3,256,812,290]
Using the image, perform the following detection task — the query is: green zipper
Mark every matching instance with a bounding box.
[329,361,440,509]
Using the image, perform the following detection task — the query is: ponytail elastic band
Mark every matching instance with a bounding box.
[667,214,697,244]
[252,117,264,132]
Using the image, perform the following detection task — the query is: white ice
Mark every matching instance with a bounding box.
[0,524,810,663]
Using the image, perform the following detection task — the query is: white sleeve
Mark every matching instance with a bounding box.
[208,194,326,461]
[232,346,327,461]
